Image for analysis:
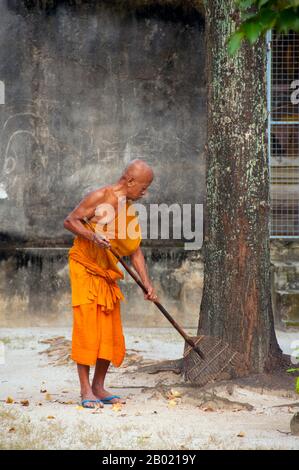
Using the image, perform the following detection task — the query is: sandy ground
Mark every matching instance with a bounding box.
[0,327,298,450]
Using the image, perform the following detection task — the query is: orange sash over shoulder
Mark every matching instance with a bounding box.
[68,200,142,314]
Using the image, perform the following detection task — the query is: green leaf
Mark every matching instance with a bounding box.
[241,11,259,20]
[275,8,299,33]
[227,30,245,55]
[236,0,256,9]
[258,0,271,7]
[296,377,299,394]
[243,20,263,43]
[287,368,299,373]
[240,8,276,34]
[257,8,278,27]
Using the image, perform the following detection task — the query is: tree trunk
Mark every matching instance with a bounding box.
[193,0,284,377]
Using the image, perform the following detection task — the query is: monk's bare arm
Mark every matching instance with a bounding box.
[130,247,157,301]
[63,189,110,247]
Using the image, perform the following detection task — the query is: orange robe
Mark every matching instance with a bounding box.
[68,200,142,367]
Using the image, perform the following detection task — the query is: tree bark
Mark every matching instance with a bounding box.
[194,0,284,376]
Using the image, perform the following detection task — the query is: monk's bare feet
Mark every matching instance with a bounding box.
[80,389,104,409]
[92,385,126,404]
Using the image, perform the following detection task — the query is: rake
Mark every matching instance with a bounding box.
[82,217,205,361]
[81,217,247,386]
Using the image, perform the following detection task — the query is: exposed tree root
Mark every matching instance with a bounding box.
[290,412,299,436]
[195,393,254,412]
[136,358,184,375]
[264,353,292,373]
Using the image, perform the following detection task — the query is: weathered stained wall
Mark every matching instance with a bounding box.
[0,1,206,326]
[0,247,203,327]
[0,1,206,243]
[271,240,299,328]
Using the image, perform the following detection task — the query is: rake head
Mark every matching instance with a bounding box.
[183,335,247,387]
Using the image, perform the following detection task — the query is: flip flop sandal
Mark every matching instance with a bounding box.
[100,395,122,405]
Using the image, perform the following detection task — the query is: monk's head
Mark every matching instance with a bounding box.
[121,159,154,200]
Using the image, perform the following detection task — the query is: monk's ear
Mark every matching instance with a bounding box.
[127,176,135,186]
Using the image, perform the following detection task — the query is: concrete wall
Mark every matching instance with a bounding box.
[0,246,203,327]
[0,1,206,243]
[0,1,206,327]
[271,240,299,329]
[1,240,298,329]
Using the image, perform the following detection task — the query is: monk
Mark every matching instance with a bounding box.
[64,159,157,408]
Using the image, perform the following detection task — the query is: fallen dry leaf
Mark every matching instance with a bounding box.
[6,396,14,404]
[112,403,123,412]
[58,400,74,405]
[168,399,178,407]
[39,336,65,344]
[140,434,151,440]
[20,399,29,407]
[166,390,182,402]
[40,389,47,393]
[47,415,55,419]
[76,405,84,410]
[237,432,245,437]
[45,393,52,401]
[170,389,182,398]
[8,427,15,433]
[201,406,215,412]
[39,337,72,366]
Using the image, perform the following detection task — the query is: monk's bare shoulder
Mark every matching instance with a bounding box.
[84,185,115,202]
[67,187,110,221]
[83,186,106,202]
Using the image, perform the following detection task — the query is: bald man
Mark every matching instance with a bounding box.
[64,159,157,408]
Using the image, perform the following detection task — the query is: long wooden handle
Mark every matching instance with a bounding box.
[81,217,205,360]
